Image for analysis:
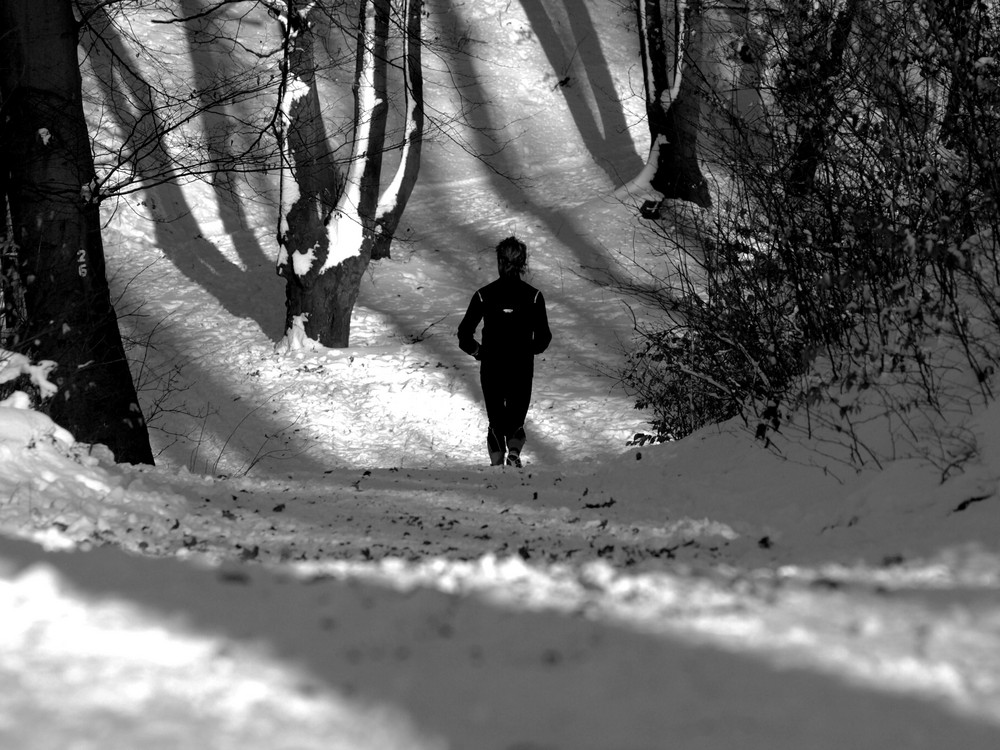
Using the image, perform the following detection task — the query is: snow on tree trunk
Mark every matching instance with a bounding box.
[635,0,711,208]
[0,0,154,464]
[275,0,392,349]
[371,0,424,261]
[274,0,341,348]
[323,0,388,274]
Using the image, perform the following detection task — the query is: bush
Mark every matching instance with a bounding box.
[622,224,805,441]
[622,0,1000,470]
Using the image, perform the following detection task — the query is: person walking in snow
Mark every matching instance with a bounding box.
[458,236,552,467]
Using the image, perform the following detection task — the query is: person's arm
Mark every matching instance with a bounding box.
[532,291,552,354]
[457,291,485,358]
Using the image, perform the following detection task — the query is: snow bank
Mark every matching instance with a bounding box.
[0,349,74,450]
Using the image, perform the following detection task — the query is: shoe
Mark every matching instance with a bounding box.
[487,428,506,466]
[505,452,522,468]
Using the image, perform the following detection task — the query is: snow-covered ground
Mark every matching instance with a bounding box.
[2,1,1000,748]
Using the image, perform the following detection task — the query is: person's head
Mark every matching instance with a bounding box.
[496,236,527,279]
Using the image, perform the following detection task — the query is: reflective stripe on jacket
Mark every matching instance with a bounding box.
[457,277,551,361]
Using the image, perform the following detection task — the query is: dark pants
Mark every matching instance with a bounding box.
[481,359,533,459]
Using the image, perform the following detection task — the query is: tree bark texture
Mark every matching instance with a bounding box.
[0,0,154,464]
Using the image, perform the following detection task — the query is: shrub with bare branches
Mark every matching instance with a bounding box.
[622,0,1000,472]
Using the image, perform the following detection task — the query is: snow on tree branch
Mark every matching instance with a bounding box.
[321,1,380,272]
[0,350,59,401]
[375,0,422,223]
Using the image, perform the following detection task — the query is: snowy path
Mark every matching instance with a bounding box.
[136,464,737,566]
[3,0,1000,746]
[3,443,1000,749]
[3,533,999,750]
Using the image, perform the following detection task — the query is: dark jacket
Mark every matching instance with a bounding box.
[458,277,551,362]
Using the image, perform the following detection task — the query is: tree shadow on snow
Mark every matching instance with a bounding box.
[518,0,644,186]
[82,6,284,343]
[355,256,564,468]
[436,2,641,297]
[113,295,339,474]
[4,535,1000,750]
[397,8,643,462]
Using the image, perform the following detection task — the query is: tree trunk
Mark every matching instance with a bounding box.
[0,0,154,464]
[637,0,711,208]
[371,0,424,260]
[276,0,391,348]
[274,0,340,345]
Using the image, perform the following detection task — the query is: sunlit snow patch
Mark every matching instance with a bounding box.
[288,553,1000,727]
[0,409,74,451]
[0,559,444,750]
[275,313,325,354]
